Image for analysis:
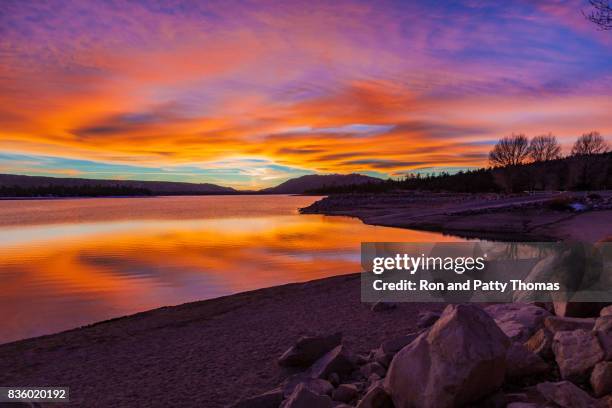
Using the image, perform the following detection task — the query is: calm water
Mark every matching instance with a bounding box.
[0,195,464,344]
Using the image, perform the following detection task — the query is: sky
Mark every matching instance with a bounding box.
[1,0,611,189]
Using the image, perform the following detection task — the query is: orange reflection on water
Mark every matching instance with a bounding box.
[0,196,463,343]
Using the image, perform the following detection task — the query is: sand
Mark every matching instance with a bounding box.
[0,274,443,407]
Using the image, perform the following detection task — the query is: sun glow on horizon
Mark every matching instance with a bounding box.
[1,0,611,188]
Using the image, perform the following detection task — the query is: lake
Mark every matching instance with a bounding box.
[0,195,464,344]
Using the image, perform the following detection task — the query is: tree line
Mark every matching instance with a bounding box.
[488,131,608,168]
[487,132,610,192]
[306,132,611,195]
[0,184,154,198]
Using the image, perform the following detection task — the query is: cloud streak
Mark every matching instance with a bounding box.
[0,0,611,187]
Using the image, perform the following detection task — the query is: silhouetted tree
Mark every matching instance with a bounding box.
[571,131,609,155]
[529,133,562,162]
[584,0,612,30]
[489,134,530,167]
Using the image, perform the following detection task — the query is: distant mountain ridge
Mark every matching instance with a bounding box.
[261,173,383,194]
[0,173,235,196]
[0,172,383,197]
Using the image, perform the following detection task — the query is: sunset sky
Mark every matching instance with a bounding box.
[1,0,611,189]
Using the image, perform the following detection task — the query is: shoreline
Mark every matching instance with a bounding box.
[300,191,612,243]
[0,273,444,407]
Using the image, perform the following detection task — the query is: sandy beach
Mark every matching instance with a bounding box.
[0,274,443,407]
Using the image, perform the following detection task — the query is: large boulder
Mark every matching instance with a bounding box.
[536,381,596,408]
[309,345,354,380]
[591,361,612,397]
[485,303,551,343]
[552,329,604,381]
[385,304,509,408]
[281,383,332,408]
[278,333,342,367]
[505,343,549,380]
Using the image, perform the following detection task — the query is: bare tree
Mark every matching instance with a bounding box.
[584,0,612,30]
[529,133,562,162]
[571,131,609,155]
[489,133,531,167]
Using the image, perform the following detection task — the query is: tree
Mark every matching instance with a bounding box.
[571,131,609,155]
[489,133,531,167]
[584,0,612,30]
[529,133,562,162]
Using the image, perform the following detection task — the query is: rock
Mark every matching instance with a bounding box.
[380,333,419,354]
[359,362,386,379]
[595,315,612,332]
[506,343,549,380]
[370,302,397,312]
[595,316,612,360]
[536,381,596,408]
[282,375,333,398]
[485,303,551,343]
[591,361,612,397]
[371,348,393,368]
[279,333,342,367]
[385,304,509,408]
[524,328,554,360]
[367,373,382,386]
[328,372,340,387]
[310,345,354,380]
[553,329,604,381]
[416,311,441,329]
[601,305,612,317]
[544,316,596,334]
[355,385,393,408]
[281,383,333,408]
[506,404,538,408]
[332,384,358,403]
[231,388,283,408]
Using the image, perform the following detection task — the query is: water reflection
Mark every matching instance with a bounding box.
[0,195,463,343]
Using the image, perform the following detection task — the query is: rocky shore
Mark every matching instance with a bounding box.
[300,191,612,242]
[235,303,612,408]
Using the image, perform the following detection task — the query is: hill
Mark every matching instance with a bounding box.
[0,174,235,197]
[261,173,383,194]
